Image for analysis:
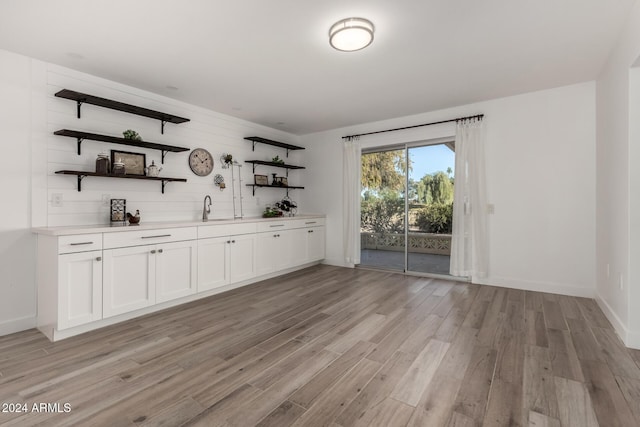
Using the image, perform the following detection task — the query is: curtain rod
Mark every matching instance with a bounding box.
[342,114,484,141]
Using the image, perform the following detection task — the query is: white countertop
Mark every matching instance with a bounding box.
[32,214,326,236]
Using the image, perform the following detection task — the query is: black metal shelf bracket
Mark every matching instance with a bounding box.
[161,180,169,194]
[251,186,256,196]
[76,100,85,119]
[77,174,87,192]
[161,150,169,164]
[161,120,167,135]
[252,141,257,152]
[76,137,86,155]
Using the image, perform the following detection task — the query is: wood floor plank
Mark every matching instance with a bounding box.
[289,358,381,427]
[522,345,558,422]
[591,326,640,380]
[409,326,478,427]
[566,317,605,362]
[289,340,375,408]
[482,379,523,427]
[542,299,568,331]
[580,359,637,427]
[256,400,306,427]
[546,329,584,382]
[351,398,414,427]
[615,375,640,424]
[528,411,561,427]
[338,351,417,426]
[452,345,497,423]
[391,339,450,406]
[0,265,636,427]
[553,376,598,427]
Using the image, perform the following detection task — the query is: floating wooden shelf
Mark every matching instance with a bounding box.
[55,170,187,193]
[55,89,190,134]
[246,183,304,197]
[244,136,305,157]
[245,160,305,173]
[54,129,189,163]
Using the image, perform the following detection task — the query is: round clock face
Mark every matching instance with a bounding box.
[189,148,214,176]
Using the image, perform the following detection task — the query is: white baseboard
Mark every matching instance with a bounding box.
[0,315,36,336]
[475,276,595,298]
[322,258,353,268]
[594,293,640,350]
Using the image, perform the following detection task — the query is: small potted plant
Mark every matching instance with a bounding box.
[123,129,142,141]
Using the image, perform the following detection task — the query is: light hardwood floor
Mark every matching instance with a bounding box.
[1,265,639,427]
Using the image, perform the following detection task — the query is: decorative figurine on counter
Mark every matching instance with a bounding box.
[126,209,141,225]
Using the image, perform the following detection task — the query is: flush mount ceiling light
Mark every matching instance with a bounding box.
[329,17,374,52]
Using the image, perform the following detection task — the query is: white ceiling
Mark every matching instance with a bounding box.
[0,0,636,135]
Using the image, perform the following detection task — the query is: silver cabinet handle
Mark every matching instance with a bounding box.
[158,249,163,253]
[308,230,314,233]
[141,234,171,239]
[96,256,102,261]
[70,241,94,246]
[305,221,317,225]
[269,224,284,228]
[150,249,157,254]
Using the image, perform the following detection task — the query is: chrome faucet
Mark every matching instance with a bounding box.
[202,195,212,222]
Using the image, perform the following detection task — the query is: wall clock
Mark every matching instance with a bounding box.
[189,148,214,176]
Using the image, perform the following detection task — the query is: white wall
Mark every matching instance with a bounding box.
[0,50,37,335]
[0,49,304,335]
[301,82,596,298]
[35,65,303,227]
[595,0,640,349]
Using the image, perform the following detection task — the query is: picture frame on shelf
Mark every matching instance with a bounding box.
[254,174,268,185]
[111,150,146,176]
[273,176,288,186]
[110,199,126,223]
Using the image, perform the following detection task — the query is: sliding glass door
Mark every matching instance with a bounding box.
[359,148,406,271]
[359,142,455,276]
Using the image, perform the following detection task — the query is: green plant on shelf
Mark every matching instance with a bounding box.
[123,129,142,141]
[271,155,285,164]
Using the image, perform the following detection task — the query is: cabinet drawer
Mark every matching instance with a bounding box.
[289,218,325,229]
[58,234,103,254]
[198,222,257,239]
[103,227,197,249]
[256,221,294,232]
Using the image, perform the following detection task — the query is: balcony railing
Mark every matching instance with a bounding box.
[360,232,452,255]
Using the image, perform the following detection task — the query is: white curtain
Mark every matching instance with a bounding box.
[343,138,362,266]
[450,118,488,281]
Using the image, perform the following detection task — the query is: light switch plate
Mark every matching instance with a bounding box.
[52,193,63,207]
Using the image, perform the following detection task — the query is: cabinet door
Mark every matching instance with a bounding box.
[256,230,293,275]
[307,226,326,262]
[290,228,309,267]
[58,250,103,329]
[156,240,197,303]
[103,245,155,318]
[198,237,229,292]
[229,233,256,283]
[256,232,279,275]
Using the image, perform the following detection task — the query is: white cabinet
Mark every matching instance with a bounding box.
[35,216,324,341]
[103,239,197,318]
[198,236,228,291]
[103,245,156,318]
[229,233,257,283]
[58,250,103,329]
[156,240,197,303]
[198,233,256,291]
[306,227,325,262]
[256,230,293,275]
